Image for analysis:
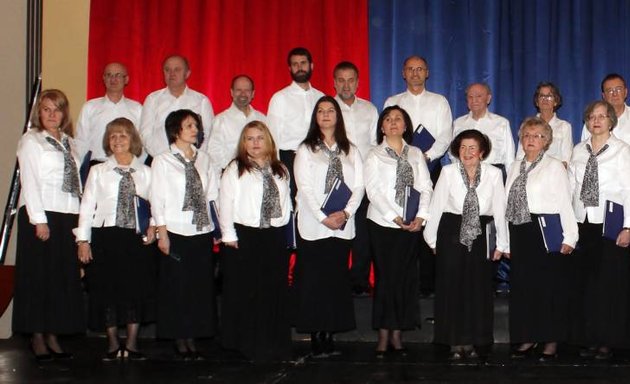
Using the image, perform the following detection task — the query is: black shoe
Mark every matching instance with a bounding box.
[322,332,341,356]
[448,351,463,361]
[511,343,537,359]
[173,348,191,361]
[464,348,479,359]
[310,333,327,358]
[579,347,597,358]
[125,348,147,361]
[49,350,73,360]
[102,347,123,362]
[352,286,371,298]
[375,349,386,359]
[538,353,557,363]
[189,351,205,361]
[594,349,613,361]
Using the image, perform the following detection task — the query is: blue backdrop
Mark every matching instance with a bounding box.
[369,0,630,143]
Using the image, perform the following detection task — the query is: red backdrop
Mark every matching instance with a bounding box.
[88,0,370,113]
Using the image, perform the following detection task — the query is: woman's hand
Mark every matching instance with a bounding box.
[224,241,238,249]
[322,211,346,230]
[616,229,630,248]
[144,226,156,245]
[77,242,92,264]
[491,249,503,261]
[156,226,170,255]
[560,244,574,255]
[35,223,50,241]
[405,217,424,232]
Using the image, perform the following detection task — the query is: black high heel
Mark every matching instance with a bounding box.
[511,343,538,359]
[102,347,123,361]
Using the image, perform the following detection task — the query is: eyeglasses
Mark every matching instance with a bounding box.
[604,86,625,95]
[537,93,554,100]
[522,133,546,140]
[104,73,127,80]
[587,114,609,122]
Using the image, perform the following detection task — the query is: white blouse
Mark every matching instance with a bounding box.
[150,144,219,236]
[75,156,151,242]
[364,141,433,228]
[219,160,292,243]
[294,142,365,241]
[423,163,509,252]
[17,129,81,223]
[505,154,578,247]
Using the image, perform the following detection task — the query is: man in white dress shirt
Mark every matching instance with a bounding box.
[333,61,378,296]
[267,47,325,200]
[384,55,453,179]
[75,62,142,165]
[202,74,266,174]
[581,73,630,145]
[140,55,214,158]
[451,83,514,175]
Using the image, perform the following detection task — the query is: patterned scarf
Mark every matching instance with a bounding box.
[173,152,210,231]
[505,151,544,225]
[252,162,282,228]
[459,163,482,251]
[580,143,609,207]
[318,141,343,193]
[45,136,81,198]
[113,167,137,229]
[385,145,414,207]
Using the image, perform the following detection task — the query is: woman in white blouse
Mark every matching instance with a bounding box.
[76,118,155,361]
[424,129,507,360]
[294,96,364,357]
[516,82,573,166]
[13,89,84,361]
[151,109,219,360]
[506,117,578,361]
[568,101,630,360]
[219,120,292,361]
[365,106,433,358]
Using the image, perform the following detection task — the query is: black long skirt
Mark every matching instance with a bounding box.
[570,221,630,346]
[157,232,216,339]
[84,227,157,330]
[369,221,420,331]
[294,236,355,333]
[509,215,570,343]
[12,207,85,334]
[434,213,495,346]
[221,224,291,361]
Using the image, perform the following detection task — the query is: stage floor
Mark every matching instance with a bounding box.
[2,336,630,383]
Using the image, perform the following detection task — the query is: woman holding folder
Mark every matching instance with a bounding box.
[76,118,155,360]
[365,106,433,358]
[568,101,630,360]
[423,129,507,360]
[150,109,219,360]
[506,117,578,361]
[293,96,365,357]
[219,120,292,361]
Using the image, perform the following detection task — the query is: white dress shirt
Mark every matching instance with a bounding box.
[384,89,453,161]
[364,141,433,228]
[452,111,515,168]
[335,95,379,160]
[581,104,630,145]
[201,103,266,172]
[75,156,151,242]
[17,129,81,223]
[219,160,292,242]
[517,113,573,164]
[140,86,214,157]
[423,162,509,252]
[505,155,578,247]
[267,82,325,151]
[150,144,219,236]
[569,135,630,226]
[294,143,365,241]
[75,95,143,161]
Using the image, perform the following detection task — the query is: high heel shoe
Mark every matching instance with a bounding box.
[49,349,74,360]
[102,347,123,362]
[29,342,52,363]
[125,347,147,361]
[511,343,538,359]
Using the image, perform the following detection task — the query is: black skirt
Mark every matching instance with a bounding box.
[509,215,570,343]
[220,224,291,361]
[570,221,630,346]
[294,236,355,333]
[157,231,216,339]
[369,221,420,331]
[434,213,495,346]
[84,226,157,330]
[12,207,85,334]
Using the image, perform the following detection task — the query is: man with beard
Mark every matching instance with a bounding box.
[202,74,266,174]
[581,73,630,145]
[267,47,325,200]
[140,55,214,158]
[333,61,379,297]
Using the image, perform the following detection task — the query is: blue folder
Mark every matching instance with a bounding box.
[537,213,563,253]
[79,150,92,186]
[285,211,297,249]
[402,185,420,224]
[411,124,435,153]
[321,178,352,215]
[134,195,151,239]
[603,200,624,241]
[209,200,222,241]
[486,221,497,260]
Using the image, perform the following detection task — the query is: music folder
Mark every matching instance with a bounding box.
[209,200,222,241]
[134,195,151,239]
[285,211,297,249]
[603,200,624,241]
[402,185,420,225]
[321,178,352,230]
[411,124,435,153]
[537,213,563,253]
